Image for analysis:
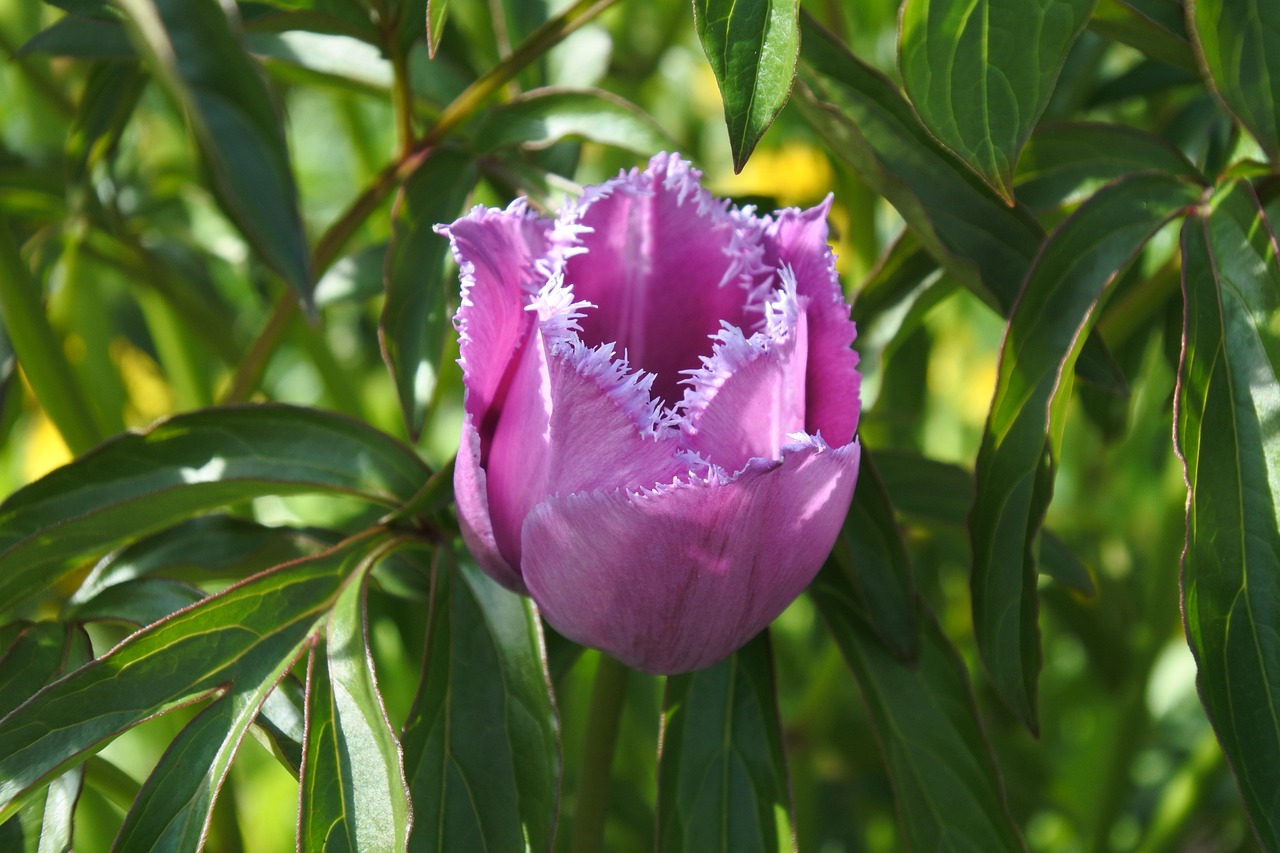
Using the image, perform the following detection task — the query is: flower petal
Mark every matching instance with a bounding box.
[454,415,524,591]
[761,199,861,447]
[680,279,810,472]
[562,153,767,404]
[521,437,861,674]
[441,201,552,426]
[545,340,683,497]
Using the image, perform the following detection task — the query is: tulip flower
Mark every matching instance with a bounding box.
[440,153,861,674]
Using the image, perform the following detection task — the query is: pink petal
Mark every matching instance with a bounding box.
[453,415,524,591]
[680,280,810,472]
[441,202,552,426]
[761,199,862,447]
[520,437,861,674]
[544,340,684,497]
[562,154,766,405]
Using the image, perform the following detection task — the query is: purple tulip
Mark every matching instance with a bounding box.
[440,153,861,674]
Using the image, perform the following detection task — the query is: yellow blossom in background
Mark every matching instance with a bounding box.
[22,409,72,484]
[112,338,174,426]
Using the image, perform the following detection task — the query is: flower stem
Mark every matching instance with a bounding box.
[570,652,628,853]
[0,215,103,455]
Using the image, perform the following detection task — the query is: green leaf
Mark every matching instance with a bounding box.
[117,0,313,303]
[0,405,429,613]
[1190,0,1280,162]
[17,15,134,58]
[1015,121,1201,210]
[971,172,1200,729]
[813,591,1023,849]
[1176,177,1280,848]
[795,12,1042,314]
[472,87,674,155]
[693,0,800,172]
[66,61,149,185]
[1090,0,1197,71]
[899,0,1095,202]
[427,0,447,56]
[381,149,477,439]
[657,633,793,853]
[247,31,395,95]
[111,657,300,851]
[299,574,412,852]
[0,534,385,824]
[401,552,559,852]
[817,449,918,661]
[0,622,92,853]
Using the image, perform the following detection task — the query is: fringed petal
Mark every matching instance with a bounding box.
[560,153,768,404]
[521,437,861,674]
[440,201,553,428]
[760,198,862,447]
[544,339,683,498]
[679,274,810,471]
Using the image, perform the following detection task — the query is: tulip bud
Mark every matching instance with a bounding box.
[439,153,861,674]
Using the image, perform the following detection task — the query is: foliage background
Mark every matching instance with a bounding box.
[0,0,1277,851]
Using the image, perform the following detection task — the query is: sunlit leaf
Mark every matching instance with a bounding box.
[427,0,447,56]
[1190,0,1280,162]
[401,552,559,852]
[694,0,800,171]
[657,633,793,852]
[971,172,1201,728]
[0,405,429,613]
[299,573,412,852]
[381,149,477,439]
[1176,177,1280,848]
[899,0,1095,201]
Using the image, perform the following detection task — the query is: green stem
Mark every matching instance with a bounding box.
[220,291,298,404]
[0,215,102,455]
[570,653,628,853]
[1135,732,1225,853]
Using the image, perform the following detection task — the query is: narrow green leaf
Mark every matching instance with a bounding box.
[116,0,312,302]
[971,172,1200,728]
[1190,0,1280,162]
[472,87,675,155]
[402,552,559,852]
[1090,0,1196,71]
[427,0,447,56]
[657,633,794,852]
[381,149,477,439]
[298,573,412,852]
[0,214,102,455]
[812,595,1025,851]
[795,13,1043,313]
[817,449,918,661]
[0,405,429,612]
[1015,121,1201,210]
[1176,178,1280,848]
[66,61,149,184]
[693,0,800,171]
[899,0,1095,202]
[0,535,385,824]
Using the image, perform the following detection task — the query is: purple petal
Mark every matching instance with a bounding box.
[442,201,552,428]
[761,199,862,447]
[520,437,861,674]
[561,154,766,405]
[544,340,684,496]
[680,279,810,472]
[454,415,524,591]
